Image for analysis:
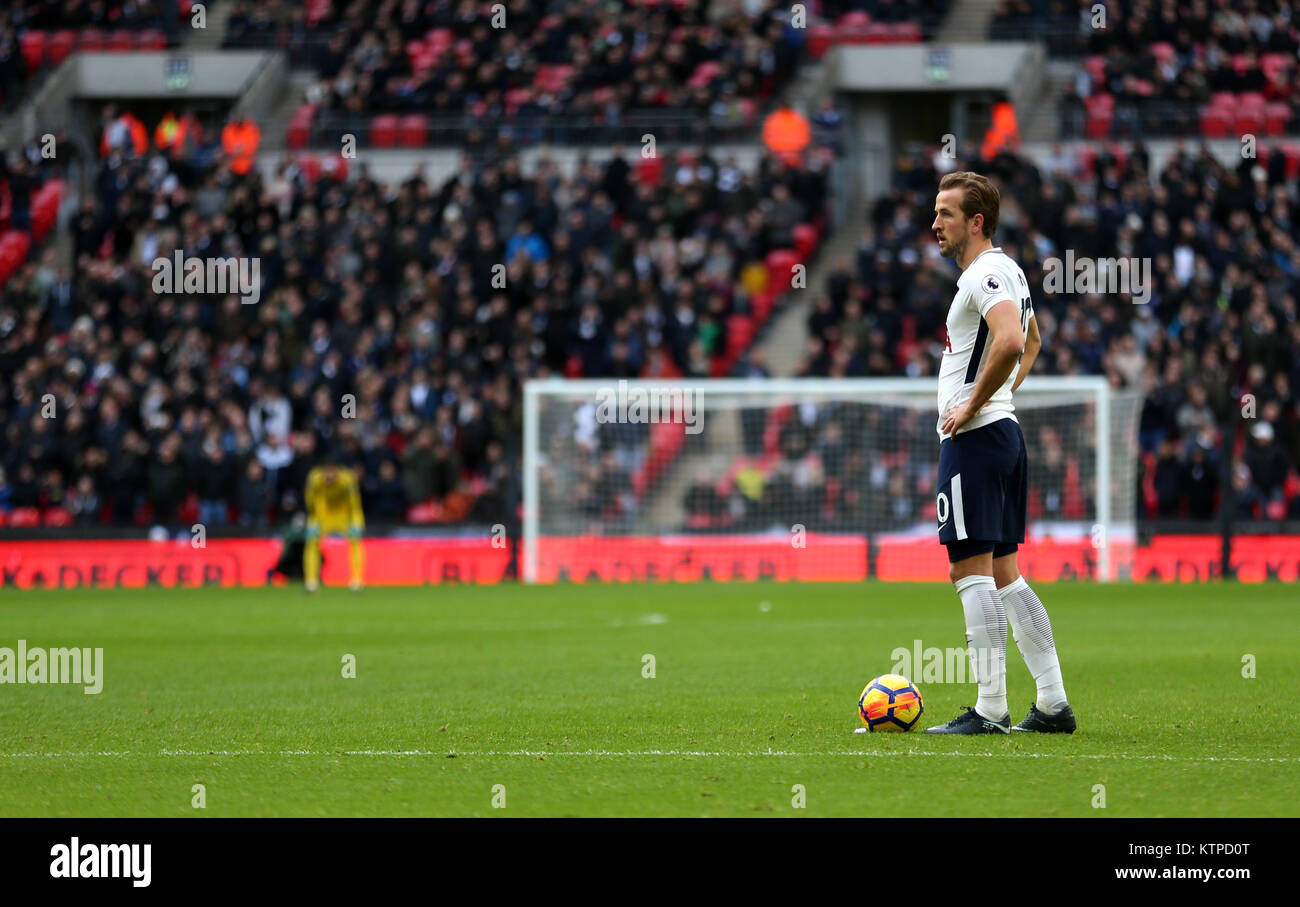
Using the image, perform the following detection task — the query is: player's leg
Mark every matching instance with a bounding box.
[347,524,364,591]
[927,432,1010,734]
[304,521,322,592]
[995,548,1075,732]
[996,424,1075,732]
[923,543,1010,733]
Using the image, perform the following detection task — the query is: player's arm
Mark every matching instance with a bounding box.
[1011,312,1040,392]
[304,469,320,519]
[942,299,1024,435]
[347,470,365,531]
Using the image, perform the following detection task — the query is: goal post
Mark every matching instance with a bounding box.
[522,377,1142,584]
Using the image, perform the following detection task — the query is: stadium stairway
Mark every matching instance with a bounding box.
[185,1,233,50]
[640,207,867,529]
[934,0,999,43]
[1018,61,1079,143]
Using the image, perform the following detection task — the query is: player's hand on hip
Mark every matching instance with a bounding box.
[941,402,980,436]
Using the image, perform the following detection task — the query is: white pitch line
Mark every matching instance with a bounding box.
[0,749,1295,764]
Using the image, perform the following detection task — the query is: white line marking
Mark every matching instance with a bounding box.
[0,749,1294,764]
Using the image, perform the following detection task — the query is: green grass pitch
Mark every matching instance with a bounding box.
[1,581,1296,817]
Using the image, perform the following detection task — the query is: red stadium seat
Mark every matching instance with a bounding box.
[807,24,834,59]
[1261,53,1291,80]
[1264,103,1291,136]
[792,223,817,260]
[765,249,799,293]
[109,30,135,53]
[138,29,168,50]
[43,507,73,527]
[1199,106,1231,138]
[1233,108,1265,137]
[78,29,106,52]
[47,30,76,65]
[397,114,428,147]
[864,23,894,44]
[891,22,922,43]
[1150,42,1175,64]
[370,114,398,148]
[1085,113,1112,140]
[504,88,529,115]
[20,31,46,72]
[286,105,315,149]
[725,314,756,357]
[1238,91,1266,110]
[320,155,349,182]
[9,508,41,528]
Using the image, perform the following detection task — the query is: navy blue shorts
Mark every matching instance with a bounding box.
[936,418,1027,563]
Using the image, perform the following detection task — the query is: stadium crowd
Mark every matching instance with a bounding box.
[992,0,1300,139]
[224,0,806,145]
[771,141,1300,525]
[0,114,829,527]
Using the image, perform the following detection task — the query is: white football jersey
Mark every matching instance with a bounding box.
[936,247,1032,440]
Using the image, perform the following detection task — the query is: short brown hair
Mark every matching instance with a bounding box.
[938,171,1000,238]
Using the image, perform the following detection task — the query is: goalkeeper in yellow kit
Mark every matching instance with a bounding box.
[303,463,364,592]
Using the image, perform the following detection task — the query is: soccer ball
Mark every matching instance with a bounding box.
[858,674,924,732]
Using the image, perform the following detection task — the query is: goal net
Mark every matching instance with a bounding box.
[523,378,1142,584]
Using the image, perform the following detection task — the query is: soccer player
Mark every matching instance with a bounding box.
[304,462,365,592]
[923,171,1076,735]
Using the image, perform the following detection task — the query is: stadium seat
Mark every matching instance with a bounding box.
[764,249,799,292]
[9,507,41,528]
[138,30,168,51]
[725,314,757,357]
[20,31,46,72]
[792,223,817,260]
[43,507,73,527]
[1200,106,1231,138]
[1233,108,1265,138]
[296,156,322,184]
[78,29,106,52]
[891,22,922,43]
[864,23,894,44]
[807,24,834,59]
[47,30,76,65]
[110,31,135,53]
[286,106,315,149]
[397,114,428,147]
[1263,103,1291,136]
[370,114,398,148]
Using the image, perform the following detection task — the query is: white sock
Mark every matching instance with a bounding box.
[999,576,1068,714]
[954,574,1007,721]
